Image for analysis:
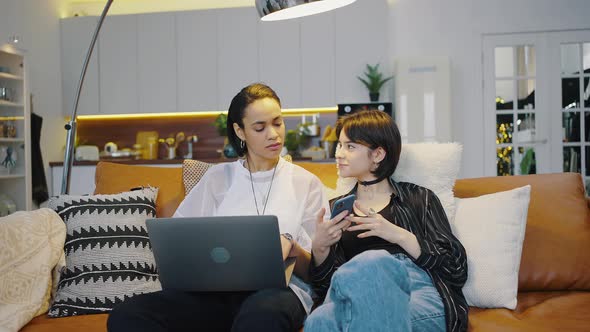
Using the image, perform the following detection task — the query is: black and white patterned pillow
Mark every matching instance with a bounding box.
[47,187,161,317]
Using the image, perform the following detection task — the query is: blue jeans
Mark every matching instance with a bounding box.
[305,250,445,332]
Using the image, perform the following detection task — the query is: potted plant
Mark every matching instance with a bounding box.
[213,113,228,136]
[357,63,393,102]
[213,113,237,158]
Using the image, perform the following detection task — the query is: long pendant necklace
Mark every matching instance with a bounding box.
[247,158,278,215]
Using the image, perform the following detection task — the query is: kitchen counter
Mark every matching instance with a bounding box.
[48,156,326,167]
[49,158,234,167]
[49,157,332,196]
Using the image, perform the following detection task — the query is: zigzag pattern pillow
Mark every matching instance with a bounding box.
[47,188,161,317]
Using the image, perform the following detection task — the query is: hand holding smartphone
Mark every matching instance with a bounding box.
[330,194,356,219]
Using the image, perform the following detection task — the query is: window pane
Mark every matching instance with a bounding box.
[497,146,514,176]
[563,146,581,173]
[585,179,590,195]
[563,112,580,142]
[517,79,535,109]
[586,147,590,176]
[495,47,513,77]
[516,45,535,76]
[496,80,514,110]
[586,112,590,142]
[517,146,536,175]
[562,78,580,109]
[515,113,535,143]
[561,43,580,75]
[584,43,590,72]
[584,76,589,108]
[496,114,513,144]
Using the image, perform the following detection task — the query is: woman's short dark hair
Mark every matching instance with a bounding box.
[227,83,281,157]
[335,110,402,180]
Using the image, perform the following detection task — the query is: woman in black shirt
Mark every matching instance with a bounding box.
[306,110,468,332]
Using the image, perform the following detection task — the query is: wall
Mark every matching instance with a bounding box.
[0,0,67,203]
[388,0,590,178]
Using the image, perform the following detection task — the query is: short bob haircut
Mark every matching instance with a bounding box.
[227,83,281,157]
[335,110,402,180]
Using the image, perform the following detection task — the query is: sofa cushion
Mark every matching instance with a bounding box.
[295,162,338,189]
[0,209,66,332]
[47,188,161,317]
[332,142,462,221]
[182,159,213,195]
[454,173,590,292]
[94,161,184,218]
[20,313,108,332]
[468,291,590,331]
[451,186,531,309]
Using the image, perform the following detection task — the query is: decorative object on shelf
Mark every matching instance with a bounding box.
[5,120,16,138]
[0,194,16,216]
[357,63,393,102]
[0,146,17,173]
[284,129,299,156]
[213,113,228,137]
[213,113,237,158]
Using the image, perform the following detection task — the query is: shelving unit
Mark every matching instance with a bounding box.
[0,45,31,211]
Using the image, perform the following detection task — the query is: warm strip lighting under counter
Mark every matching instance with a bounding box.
[71,107,338,121]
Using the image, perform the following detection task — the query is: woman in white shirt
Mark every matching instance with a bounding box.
[107,83,329,332]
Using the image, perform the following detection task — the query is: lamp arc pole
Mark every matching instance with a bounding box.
[61,0,114,194]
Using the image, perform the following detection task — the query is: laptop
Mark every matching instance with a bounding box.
[145,216,295,292]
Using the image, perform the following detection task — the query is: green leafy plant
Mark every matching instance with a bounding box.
[357,63,393,93]
[520,148,536,175]
[213,113,228,136]
[284,129,299,152]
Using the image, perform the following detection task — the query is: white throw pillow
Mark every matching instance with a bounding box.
[450,185,531,309]
[0,208,66,332]
[334,142,462,221]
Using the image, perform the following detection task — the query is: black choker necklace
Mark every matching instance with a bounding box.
[359,178,382,186]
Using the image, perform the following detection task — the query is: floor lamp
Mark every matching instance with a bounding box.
[61,0,356,194]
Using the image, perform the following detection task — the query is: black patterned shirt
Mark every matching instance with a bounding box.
[310,179,469,332]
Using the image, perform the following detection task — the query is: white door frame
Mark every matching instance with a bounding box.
[483,33,551,176]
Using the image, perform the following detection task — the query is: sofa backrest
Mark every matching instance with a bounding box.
[94,162,185,218]
[95,161,590,293]
[454,173,590,292]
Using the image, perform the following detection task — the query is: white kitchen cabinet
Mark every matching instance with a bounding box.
[334,0,390,103]
[138,13,177,114]
[176,9,219,112]
[300,12,336,107]
[258,18,301,108]
[217,7,259,110]
[99,14,138,114]
[0,46,31,211]
[60,17,100,116]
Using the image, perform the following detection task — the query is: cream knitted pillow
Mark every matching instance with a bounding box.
[0,208,66,332]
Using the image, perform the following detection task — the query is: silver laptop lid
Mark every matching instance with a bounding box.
[146,216,290,292]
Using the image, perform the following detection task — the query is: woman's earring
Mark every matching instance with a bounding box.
[240,140,245,149]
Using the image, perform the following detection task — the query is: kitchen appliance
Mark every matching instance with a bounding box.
[75,145,99,161]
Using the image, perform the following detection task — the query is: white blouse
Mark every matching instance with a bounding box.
[173,157,330,313]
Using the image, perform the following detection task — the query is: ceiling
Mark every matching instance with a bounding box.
[65,0,254,17]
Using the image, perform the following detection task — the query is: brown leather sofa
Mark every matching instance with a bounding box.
[20,162,590,331]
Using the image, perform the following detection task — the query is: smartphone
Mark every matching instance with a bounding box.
[330,194,356,219]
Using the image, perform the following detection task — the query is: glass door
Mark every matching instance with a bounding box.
[548,30,590,191]
[483,34,550,177]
